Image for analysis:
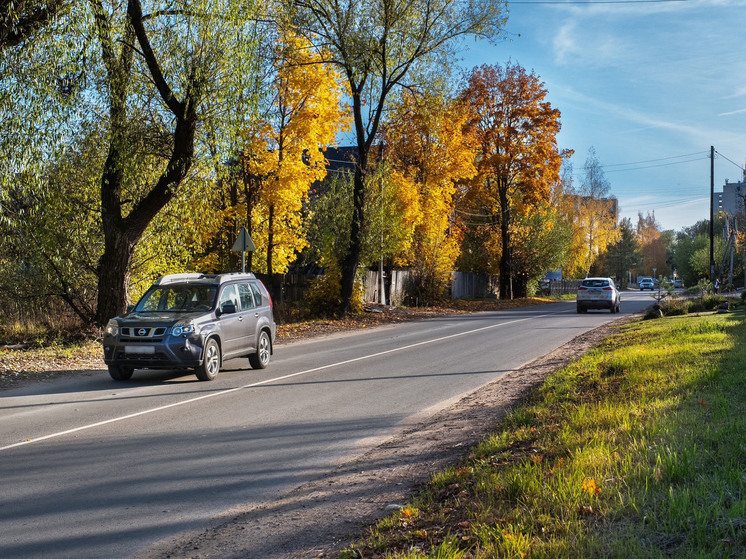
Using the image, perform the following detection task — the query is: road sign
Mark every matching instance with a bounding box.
[231,227,256,272]
[232,227,257,252]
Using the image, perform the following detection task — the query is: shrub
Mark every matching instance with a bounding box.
[689,295,723,313]
[306,263,364,316]
[659,299,688,316]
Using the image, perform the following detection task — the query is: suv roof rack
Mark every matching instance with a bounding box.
[155,272,257,286]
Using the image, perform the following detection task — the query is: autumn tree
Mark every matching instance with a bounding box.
[240,31,348,278]
[459,63,566,299]
[382,91,477,302]
[284,0,505,313]
[636,211,671,279]
[563,147,620,277]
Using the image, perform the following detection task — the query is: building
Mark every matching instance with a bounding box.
[720,177,746,217]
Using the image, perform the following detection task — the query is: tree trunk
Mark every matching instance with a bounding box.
[91,0,200,326]
[339,163,366,313]
[96,227,134,323]
[267,204,275,277]
[498,179,513,300]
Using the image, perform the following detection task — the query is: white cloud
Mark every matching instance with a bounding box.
[552,21,579,65]
[719,108,746,117]
[722,86,746,100]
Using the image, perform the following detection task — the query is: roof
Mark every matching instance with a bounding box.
[155,273,257,286]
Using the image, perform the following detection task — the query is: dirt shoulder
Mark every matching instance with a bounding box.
[134,314,637,559]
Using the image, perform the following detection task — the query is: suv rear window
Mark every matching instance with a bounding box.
[581,279,609,288]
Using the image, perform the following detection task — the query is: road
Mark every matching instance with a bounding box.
[0,293,653,558]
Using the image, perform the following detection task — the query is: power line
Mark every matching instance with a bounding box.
[602,156,709,174]
[570,152,709,177]
[714,150,746,174]
[598,151,707,168]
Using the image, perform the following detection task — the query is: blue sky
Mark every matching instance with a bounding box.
[458,0,746,232]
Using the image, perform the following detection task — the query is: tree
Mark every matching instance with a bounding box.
[1,0,71,49]
[603,217,639,287]
[459,63,566,299]
[636,211,670,279]
[563,147,619,277]
[671,217,725,286]
[510,201,572,295]
[1,0,265,325]
[239,31,349,278]
[285,0,505,313]
[382,91,477,302]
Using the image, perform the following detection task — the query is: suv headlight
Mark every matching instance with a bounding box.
[105,319,119,337]
[171,321,199,337]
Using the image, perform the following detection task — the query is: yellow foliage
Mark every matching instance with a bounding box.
[383,91,477,298]
[189,30,350,275]
[562,194,620,277]
[582,478,602,496]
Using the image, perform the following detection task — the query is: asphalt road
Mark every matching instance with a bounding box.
[0,293,653,558]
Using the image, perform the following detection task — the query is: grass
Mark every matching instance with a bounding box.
[342,309,746,558]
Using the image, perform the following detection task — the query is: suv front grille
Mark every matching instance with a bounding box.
[120,327,167,339]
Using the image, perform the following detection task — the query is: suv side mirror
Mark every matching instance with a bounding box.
[220,302,237,315]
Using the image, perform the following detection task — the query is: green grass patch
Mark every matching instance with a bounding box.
[342,310,746,558]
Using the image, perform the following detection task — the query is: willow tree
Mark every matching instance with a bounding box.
[284,0,506,313]
[0,0,264,325]
[0,0,71,48]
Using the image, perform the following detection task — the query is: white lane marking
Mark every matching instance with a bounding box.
[1,310,568,452]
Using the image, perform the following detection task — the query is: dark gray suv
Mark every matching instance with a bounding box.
[103,273,276,381]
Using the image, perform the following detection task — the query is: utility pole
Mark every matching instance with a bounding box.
[710,146,715,284]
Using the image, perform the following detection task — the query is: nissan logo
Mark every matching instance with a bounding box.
[137,329,147,336]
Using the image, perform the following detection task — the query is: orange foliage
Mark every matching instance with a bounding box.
[459,63,565,297]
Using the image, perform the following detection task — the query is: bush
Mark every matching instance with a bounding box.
[688,295,724,313]
[306,263,364,316]
[659,299,688,316]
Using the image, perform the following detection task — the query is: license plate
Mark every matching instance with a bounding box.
[125,345,155,355]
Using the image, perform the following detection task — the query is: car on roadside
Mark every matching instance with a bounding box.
[674,278,683,288]
[639,277,655,291]
[576,277,621,314]
[103,273,275,381]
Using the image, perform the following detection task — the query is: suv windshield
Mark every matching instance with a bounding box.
[135,284,217,313]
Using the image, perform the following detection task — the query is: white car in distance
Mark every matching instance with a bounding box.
[576,277,621,314]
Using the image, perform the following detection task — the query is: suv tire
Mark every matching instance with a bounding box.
[249,330,271,370]
[196,338,221,381]
[108,365,134,381]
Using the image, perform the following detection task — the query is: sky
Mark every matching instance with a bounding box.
[457,0,746,232]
